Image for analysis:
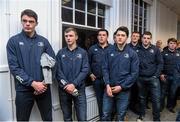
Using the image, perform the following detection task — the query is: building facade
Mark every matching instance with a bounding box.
[0,0,178,121]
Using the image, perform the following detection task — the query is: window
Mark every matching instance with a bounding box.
[131,0,148,34]
[61,0,109,86]
[62,0,106,28]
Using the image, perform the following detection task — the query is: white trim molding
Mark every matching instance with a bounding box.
[143,0,153,5]
[92,0,112,6]
[0,65,9,72]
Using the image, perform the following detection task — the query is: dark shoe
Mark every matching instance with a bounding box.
[130,107,140,115]
[160,106,164,112]
[168,108,175,113]
[160,108,164,112]
[136,115,144,122]
[146,105,150,109]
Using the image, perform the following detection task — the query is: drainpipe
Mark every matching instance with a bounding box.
[5,0,15,120]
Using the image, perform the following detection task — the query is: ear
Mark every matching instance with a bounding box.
[75,35,78,41]
[36,22,38,26]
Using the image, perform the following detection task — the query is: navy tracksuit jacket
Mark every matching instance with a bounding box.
[137,44,163,77]
[6,31,55,91]
[102,44,139,90]
[162,49,180,75]
[56,46,89,89]
[88,43,113,78]
[127,42,141,53]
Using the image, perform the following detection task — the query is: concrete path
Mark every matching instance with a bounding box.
[126,100,180,121]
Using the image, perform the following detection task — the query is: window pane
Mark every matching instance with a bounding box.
[139,17,142,26]
[98,17,104,28]
[62,8,73,22]
[144,19,147,27]
[144,9,147,18]
[75,0,85,11]
[140,0,143,7]
[135,0,138,4]
[140,7,143,16]
[98,4,105,16]
[144,28,146,32]
[139,27,142,34]
[88,1,96,14]
[87,14,95,27]
[75,11,85,25]
[134,15,138,25]
[134,26,138,31]
[135,5,138,15]
[62,0,73,8]
[144,3,147,8]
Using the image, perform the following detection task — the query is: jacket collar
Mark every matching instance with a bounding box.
[21,30,37,39]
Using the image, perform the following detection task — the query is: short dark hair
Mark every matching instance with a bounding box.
[143,31,152,38]
[132,31,141,36]
[21,9,38,22]
[97,29,109,36]
[167,38,177,44]
[64,27,78,36]
[115,26,129,37]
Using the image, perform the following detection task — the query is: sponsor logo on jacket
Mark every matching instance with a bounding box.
[38,42,44,47]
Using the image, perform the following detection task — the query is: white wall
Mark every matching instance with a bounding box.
[177,21,180,40]
[150,0,178,47]
[0,0,15,120]
[108,0,132,43]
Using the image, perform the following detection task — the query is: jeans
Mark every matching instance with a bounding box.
[102,90,130,121]
[176,111,180,121]
[15,87,52,121]
[137,76,161,121]
[168,76,180,109]
[93,78,105,120]
[59,87,87,121]
[160,75,173,110]
[129,80,139,111]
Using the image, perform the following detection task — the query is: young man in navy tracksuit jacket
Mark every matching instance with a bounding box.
[6,9,55,121]
[128,31,141,114]
[160,38,180,112]
[56,27,89,121]
[174,51,180,121]
[136,31,163,121]
[88,29,113,120]
[102,26,139,121]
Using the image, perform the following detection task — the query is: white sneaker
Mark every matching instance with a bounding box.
[136,116,144,122]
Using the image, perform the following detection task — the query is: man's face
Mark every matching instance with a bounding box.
[142,34,151,47]
[21,15,37,34]
[64,31,78,46]
[131,33,140,43]
[97,31,108,44]
[115,30,128,45]
[156,41,162,48]
[168,41,177,50]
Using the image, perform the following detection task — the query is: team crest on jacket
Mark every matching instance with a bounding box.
[165,53,168,56]
[38,42,44,47]
[62,54,66,58]
[176,53,180,57]
[77,54,82,58]
[124,53,129,58]
[19,42,24,45]
[94,48,98,51]
[150,49,154,53]
[110,53,114,57]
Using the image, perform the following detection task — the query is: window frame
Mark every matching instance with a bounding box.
[61,0,107,30]
[131,0,150,34]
